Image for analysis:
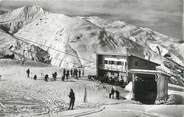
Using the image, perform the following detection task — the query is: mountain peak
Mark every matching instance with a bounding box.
[22,5,44,13]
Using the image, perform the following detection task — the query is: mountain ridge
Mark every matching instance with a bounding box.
[0,5,184,86]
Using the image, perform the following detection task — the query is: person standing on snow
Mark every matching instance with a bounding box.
[109,87,115,99]
[68,89,75,110]
[73,69,75,78]
[70,69,73,77]
[79,69,81,78]
[33,75,37,80]
[44,74,49,82]
[52,72,57,81]
[66,70,70,80]
[75,69,78,80]
[26,68,30,78]
[63,68,66,79]
[82,69,84,76]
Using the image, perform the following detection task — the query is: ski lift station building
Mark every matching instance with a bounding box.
[96,53,170,104]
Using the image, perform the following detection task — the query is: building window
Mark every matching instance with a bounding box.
[105,60,108,64]
[117,61,122,65]
[109,61,114,64]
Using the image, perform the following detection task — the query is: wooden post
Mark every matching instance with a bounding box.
[84,88,87,103]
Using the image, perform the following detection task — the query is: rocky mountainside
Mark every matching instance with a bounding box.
[0,5,44,33]
[0,5,184,85]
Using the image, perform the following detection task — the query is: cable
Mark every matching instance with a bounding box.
[1,32,96,68]
[1,16,115,64]
[0,17,108,67]
[13,35,94,63]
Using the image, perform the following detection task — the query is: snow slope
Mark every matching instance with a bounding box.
[1,59,184,117]
[0,60,129,116]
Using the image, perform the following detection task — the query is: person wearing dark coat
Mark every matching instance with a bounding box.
[33,75,37,80]
[52,72,57,81]
[26,68,30,78]
[70,69,73,77]
[62,75,65,81]
[109,87,115,99]
[62,69,66,81]
[55,72,57,79]
[68,89,75,110]
[115,90,120,99]
[82,69,84,76]
[44,74,49,82]
[75,69,78,80]
[66,70,70,80]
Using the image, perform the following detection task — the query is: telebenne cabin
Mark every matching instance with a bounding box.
[96,53,170,104]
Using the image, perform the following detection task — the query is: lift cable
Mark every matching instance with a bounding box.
[10,34,94,63]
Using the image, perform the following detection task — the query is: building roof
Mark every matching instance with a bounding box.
[97,52,127,57]
[128,55,160,66]
[96,53,160,66]
[128,69,171,77]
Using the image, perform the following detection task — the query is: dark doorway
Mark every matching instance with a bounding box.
[134,74,157,104]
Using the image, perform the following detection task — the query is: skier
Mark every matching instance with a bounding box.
[62,75,65,81]
[55,72,57,80]
[63,68,66,80]
[52,72,57,81]
[44,74,49,82]
[75,69,78,80]
[115,90,120,99]
[68,89,75,110]
[82,69,84,76]
[26,68,30,78]
[33,75,37,80]
[70,69,73,77]
[109,87,115,99]
[74,69,76,79]
[66,70,70,80]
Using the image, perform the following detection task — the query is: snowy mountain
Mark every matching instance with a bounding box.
[0,5,184,86]
[0,5,44,33]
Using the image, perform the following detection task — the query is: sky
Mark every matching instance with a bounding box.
[0,0,183,40]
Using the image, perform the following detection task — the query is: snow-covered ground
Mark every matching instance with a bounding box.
[84,103,184,117]
[0,59,129,116]
[0,59,184,117]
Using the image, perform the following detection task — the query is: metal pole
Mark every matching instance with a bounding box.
[131,73,135,100]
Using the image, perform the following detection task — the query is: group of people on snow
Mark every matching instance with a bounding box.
[26,68,122,110]
[26,68,84,82]
[26,68,76,109]
[109,87,120,99]
[62,68,84,81]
